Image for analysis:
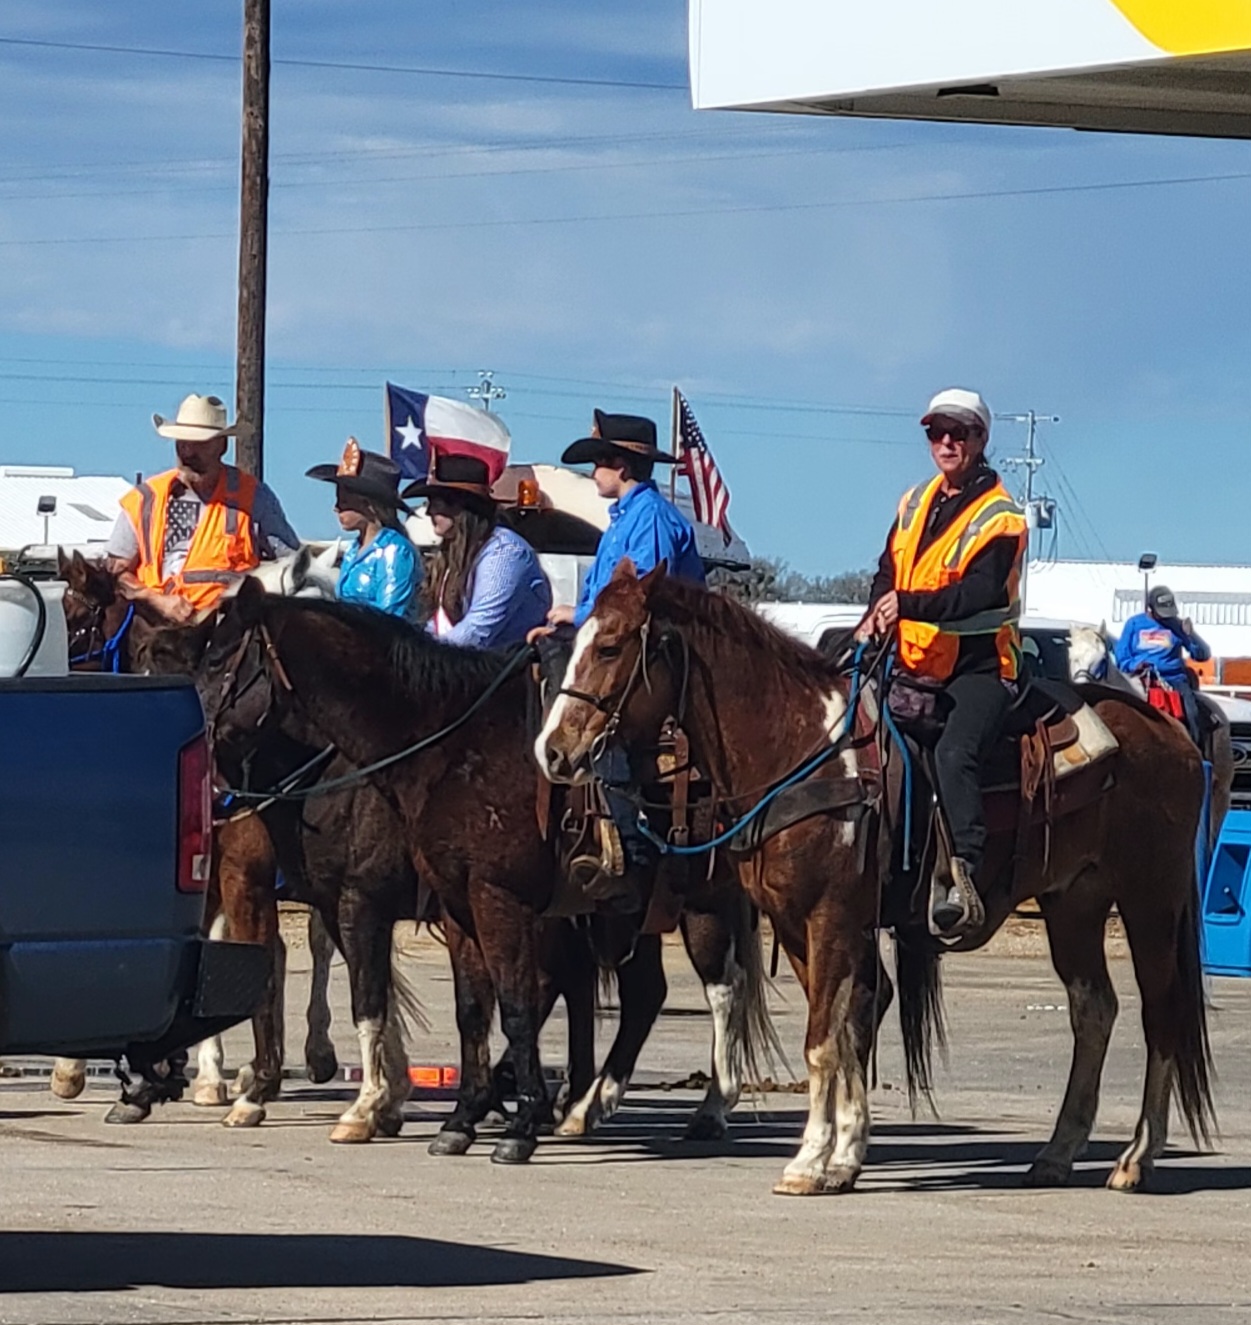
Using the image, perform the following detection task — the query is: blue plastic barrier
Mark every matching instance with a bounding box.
[1202,806,1251,977]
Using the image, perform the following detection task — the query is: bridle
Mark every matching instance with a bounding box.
[65,587,133,672]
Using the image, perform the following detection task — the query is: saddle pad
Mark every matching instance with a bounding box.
[984,701,1118,794]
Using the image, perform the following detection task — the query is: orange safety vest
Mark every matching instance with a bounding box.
[119,466,260,611]
[889,473,1027,682]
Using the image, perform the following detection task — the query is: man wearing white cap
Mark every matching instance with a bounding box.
[104,394,298,621]
[857,388,1027,938]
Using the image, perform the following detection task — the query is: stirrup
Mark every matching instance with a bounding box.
[598,819,625,878]
[928,857,985,939]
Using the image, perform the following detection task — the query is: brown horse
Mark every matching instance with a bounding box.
[54,551,339,1122]
[538,560,1215,1195]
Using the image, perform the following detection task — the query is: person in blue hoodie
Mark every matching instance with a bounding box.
[1114,584,1210,743]
[306,440,421,619]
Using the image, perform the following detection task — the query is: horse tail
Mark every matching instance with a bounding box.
[893,922,947,1110]
[388,924,431,1048]
[1172,883,1216,1147]
[735,897,788,1088]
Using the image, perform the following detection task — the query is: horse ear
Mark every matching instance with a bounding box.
[610,557,639,584]
[57,547,71,579]
[234,574,267,626]
[638,560,668,598]
[288,544,313,595]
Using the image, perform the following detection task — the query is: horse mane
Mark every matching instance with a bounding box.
[646,576,845,690]
[265,594,513,706]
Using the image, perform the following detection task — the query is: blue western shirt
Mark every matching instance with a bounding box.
[1114,612,1210,684]
[573,481,705,626]
[429,525,552,649]
[337,527,421,619]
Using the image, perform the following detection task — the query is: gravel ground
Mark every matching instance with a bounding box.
[1,918,1248,1325]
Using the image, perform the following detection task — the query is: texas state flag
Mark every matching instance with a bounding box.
[385,382,511,485]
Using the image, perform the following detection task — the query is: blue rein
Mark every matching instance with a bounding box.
[637,642,870,858]
[70,603,134,673]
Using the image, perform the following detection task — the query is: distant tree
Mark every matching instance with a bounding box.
[728,556,873,605]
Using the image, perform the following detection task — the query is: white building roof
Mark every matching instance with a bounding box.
[0,466,128,552]
[1025,559,1251,659]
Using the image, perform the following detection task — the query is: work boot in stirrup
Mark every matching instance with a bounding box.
[929,856,985,938]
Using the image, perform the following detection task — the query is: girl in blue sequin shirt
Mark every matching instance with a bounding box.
[306,440,421,619]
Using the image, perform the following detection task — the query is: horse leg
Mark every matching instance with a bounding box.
[51,1058,87,1101]
[774,904,874,1197]
[303,908,339,1084]
[1109,881,1204,1192]
[472,884,547,1164]
[553,922,598,1121]
[429,911,497,1156]
[556,932,665,1138]
[681,905,746,1142]
[1024,888,1118,1187]
[328,896,397,1144]
[192,916,230,1108]
[215,821,286,1128]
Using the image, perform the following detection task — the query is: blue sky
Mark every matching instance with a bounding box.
[1,2,1250,573]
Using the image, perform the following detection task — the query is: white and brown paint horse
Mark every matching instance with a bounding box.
[539,561,1215,1195]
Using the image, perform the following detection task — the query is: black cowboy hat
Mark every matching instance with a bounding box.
[401,452,497,506]
[307,439,412,513]
[561,409,677,467]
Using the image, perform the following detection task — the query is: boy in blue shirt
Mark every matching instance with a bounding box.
[1115,584,1210,743]
[536,411,706,908]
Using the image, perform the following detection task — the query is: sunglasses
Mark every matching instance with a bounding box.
[925,422,979,444]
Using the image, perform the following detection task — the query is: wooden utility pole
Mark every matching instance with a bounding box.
[235,0,270,478]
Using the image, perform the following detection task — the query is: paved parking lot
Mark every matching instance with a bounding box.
[2,924,1251,1324]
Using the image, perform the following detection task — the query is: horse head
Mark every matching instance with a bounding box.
[59,549,130,670]
[1067,623,1111,684]
[239,542,340,600]
[536,558,677,784]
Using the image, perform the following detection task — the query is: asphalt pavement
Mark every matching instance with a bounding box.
[2,923,1250,1325]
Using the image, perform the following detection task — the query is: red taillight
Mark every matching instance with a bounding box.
[177,734,212,893]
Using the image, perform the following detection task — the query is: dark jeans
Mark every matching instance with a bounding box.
[933,671,1013,877]
[1176,678,1204,748]
[591,744,657,872]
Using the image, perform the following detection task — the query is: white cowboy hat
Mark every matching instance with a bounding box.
[153,393,238,441]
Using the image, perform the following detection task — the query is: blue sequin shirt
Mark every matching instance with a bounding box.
[337,527,422,619]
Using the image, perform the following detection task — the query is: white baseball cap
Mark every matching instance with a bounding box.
[921,388,992,436]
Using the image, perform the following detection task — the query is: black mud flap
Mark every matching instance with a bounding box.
[124,939,269,1066]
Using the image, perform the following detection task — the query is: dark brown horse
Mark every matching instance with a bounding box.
[54,551,340,1123]
[538,560,1215,1195]
[198,579,777,1159]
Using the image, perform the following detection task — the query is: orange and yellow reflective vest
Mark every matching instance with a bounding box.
[119,466,260,611]
[889,474,1028,683]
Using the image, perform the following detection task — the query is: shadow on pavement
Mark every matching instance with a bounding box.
[0,1232,642,1293]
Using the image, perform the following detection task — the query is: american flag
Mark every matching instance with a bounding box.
[674,389,732,546]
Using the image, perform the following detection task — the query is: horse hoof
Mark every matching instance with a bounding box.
[231,1066,255,1098]
[428,1128,475,1157]
[1024,1158,1072,1188]
[193,1081,228,1108]
[329,1119,375,1144]
[683,1113,728,1142]
[305,1049,339,1086]
[491,1136,537,1164]
[104,1101,151,1125]
[822,1166,859,1194]
[1107,1160,1150,1192]
[50,1071,86,1101]
[554,1112,592,1138]
[375,1113,404,1138]
[223,1103,266,1128]
[772,1172,826,1197]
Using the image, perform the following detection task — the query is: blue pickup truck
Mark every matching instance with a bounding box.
[0,665,267,1068]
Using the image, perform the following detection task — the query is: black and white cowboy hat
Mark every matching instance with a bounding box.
[561,409,677,466]
[307,439,412,513]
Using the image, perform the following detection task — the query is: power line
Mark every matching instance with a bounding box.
[5,166,1248,249]
[0,35,686,91]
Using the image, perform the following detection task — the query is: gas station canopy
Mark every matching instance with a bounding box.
[689,0,1251,137]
